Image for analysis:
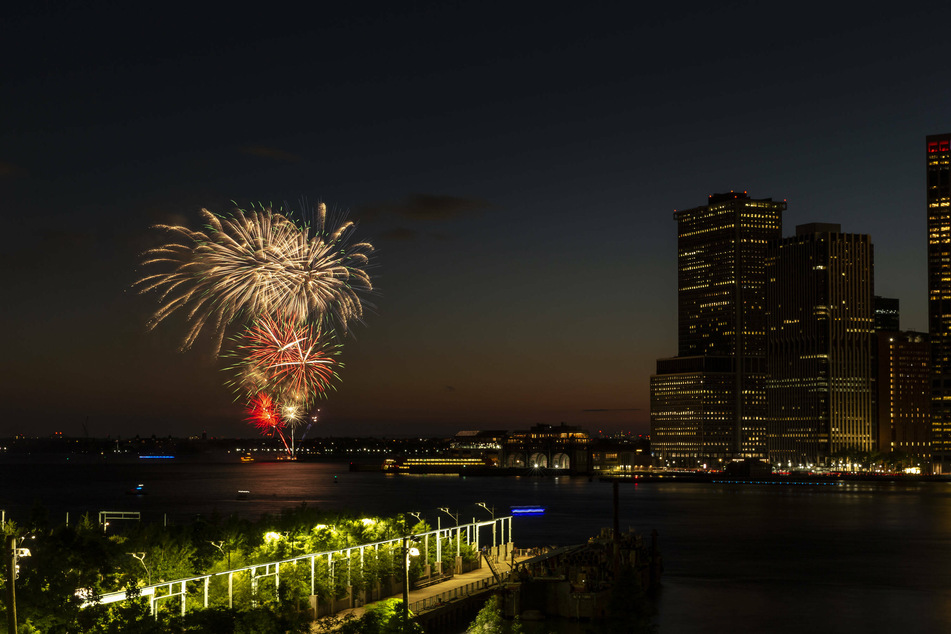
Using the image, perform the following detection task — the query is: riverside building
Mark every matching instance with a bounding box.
[765,223,875,468]
[651,191,785,468]
[928,133,951,473]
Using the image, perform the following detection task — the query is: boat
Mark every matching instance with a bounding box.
[510,505,545,516]
[125,483,147,495]
[382,456,493,474]
[240,454,254,463]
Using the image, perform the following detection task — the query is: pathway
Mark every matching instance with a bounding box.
[312,553,530,631]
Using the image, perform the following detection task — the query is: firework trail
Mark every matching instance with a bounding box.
[136,202,374,352]
[226,314,343,411]
[246,393,292,453]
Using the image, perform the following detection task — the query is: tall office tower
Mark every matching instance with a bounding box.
[651,192,785,468]
[766,223,874,468]
[871,295,900,451]
[874,296,900,331]
[876,331,930,465]
[928,133,951,473]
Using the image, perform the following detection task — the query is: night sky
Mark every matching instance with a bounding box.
[3,2,948,438]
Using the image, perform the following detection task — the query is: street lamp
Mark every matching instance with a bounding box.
[129,552,151,586]
[476,502,496,549]
[5,535,32,634]
[437,507,458,525]
[438,508,461,560]
[402,535,421,632]
[210,540,233,568]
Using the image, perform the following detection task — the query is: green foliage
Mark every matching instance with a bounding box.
[12,517,125,633]
[336,598,423,634]
[467,595,505,633]
[4,504,482,631]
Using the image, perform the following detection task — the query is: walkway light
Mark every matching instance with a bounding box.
[402,535,422,631]
[437,507,458,525]
[128,552,151,586]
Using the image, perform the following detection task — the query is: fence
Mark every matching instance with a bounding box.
[408,572,500,614]
[85,515,514,617]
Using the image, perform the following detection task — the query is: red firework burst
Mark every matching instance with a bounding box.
[246,393,285,434]
[229,314,343,408]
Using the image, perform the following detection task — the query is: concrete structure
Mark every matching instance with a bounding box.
[651,192,785,468]
[766,223,874,467]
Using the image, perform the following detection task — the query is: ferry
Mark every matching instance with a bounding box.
[382,456,493,474]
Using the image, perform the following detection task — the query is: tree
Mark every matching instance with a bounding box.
[467,595,521,634]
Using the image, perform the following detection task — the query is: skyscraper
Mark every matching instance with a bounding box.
[874,296,900,332]
[876,331,930,467]
[928,133,951,473]
[766,223,874,467]
[651,192,785,468]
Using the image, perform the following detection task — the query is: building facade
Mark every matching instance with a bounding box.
[766,223,875,467]
[928,133,951,473]
[501,423,591,473]
[651,192,785,468]
[876,331,931,465]
[874,296,900,332]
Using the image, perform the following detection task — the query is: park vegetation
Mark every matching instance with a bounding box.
[0,503,479,633]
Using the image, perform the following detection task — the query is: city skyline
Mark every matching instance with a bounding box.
[2,3,949,438]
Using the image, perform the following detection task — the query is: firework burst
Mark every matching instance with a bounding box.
[246,393,292,453]
[136,202,374,352]
[227,314,343,411]
[247,392,284,433]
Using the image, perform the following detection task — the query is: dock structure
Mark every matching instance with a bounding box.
[500,527,662,621]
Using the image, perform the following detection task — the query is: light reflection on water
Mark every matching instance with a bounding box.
[3,460,951,632]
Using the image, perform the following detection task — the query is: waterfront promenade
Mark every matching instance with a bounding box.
[314,551,531,631]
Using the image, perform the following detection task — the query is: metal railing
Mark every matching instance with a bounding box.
[85,515,514,616]
[409,572,500,614]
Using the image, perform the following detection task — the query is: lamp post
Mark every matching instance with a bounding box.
[438,507,460,559]
[475,502,495,519]
[476,502,496,548]
[437,507,458,526]
[402,536,420,633]
[5,534,17,634]
[210,540,232,568]
[5,535,31,634]
[129,552,151,586]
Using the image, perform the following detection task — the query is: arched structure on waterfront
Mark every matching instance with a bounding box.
[505,453,526,468]
[529,453,548,468]
[500,423,591,474]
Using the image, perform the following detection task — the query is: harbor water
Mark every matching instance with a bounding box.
[2,458,950,632]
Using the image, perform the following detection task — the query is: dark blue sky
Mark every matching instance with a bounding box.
[1,2,947,437]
